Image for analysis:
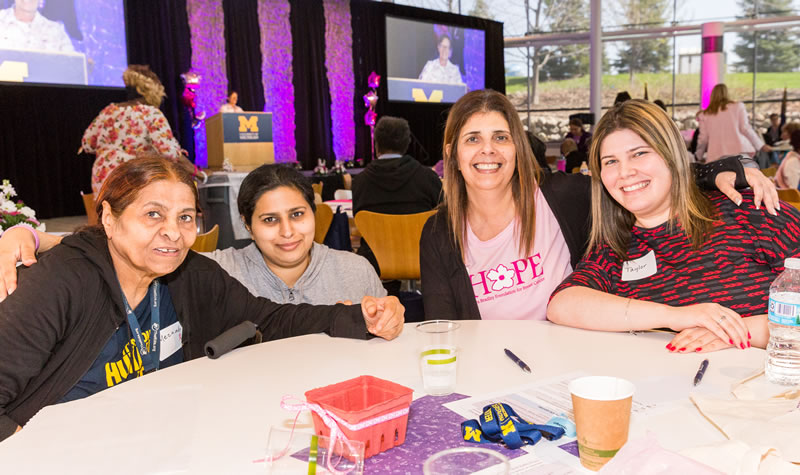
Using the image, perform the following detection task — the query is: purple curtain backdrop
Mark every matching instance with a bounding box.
[323,0,355,161]
[463,28,486,93]
[74,0,126,87]
[186,0,228,168]
[258,0,296,163]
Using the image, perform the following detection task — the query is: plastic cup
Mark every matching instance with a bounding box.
[264,427,365,474]
[416,320,460,396]
[568,376,635,471]
[423,447,510,475]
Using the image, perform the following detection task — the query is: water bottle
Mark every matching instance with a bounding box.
[766,258,800,385]
[579,161,590,176]
[556,155,566,173]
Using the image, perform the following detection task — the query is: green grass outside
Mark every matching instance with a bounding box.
[506,72,798,98]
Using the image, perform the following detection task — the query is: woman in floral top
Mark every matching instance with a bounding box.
[82,65,187,193]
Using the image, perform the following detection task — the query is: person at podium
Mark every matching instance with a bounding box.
[418,34,463,85]
[0,0,75,52]
[219,90,244,113]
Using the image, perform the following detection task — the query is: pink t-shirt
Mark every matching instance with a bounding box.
[465,189,573,320]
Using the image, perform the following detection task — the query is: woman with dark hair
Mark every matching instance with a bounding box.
[219,90,243,113]
[695,83,772,163]
[419,90,777,322]
[0,156,402,442]
[564,117,592,154]
[0,164,386,306]
[548,100,800,353]
[81,65,190,193]
[418,34,464,84]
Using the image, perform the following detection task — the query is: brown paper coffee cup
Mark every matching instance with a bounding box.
[569,376,635,472]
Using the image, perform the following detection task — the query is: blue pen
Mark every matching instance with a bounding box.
[504,348,531,373]
[693,359,709,386]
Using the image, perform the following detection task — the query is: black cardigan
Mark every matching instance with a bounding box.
[419,158,747,320]
[0,229,367,440]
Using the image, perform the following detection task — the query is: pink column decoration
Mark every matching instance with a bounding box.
[323,0,356,161]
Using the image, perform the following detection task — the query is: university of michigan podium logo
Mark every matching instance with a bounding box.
[411,88,444,103]
[238,115,259,132]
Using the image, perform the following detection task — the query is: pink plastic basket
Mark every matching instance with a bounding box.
[304,375,413,458]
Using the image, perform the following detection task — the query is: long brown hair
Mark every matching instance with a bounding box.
[96,154,198,225]
[441,89,542,258]
[704,83,733,115]
[587,99,715,259]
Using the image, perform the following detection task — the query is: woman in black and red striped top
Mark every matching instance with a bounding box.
[547,99,800,354]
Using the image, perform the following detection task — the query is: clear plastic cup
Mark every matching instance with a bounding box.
[416,320,460,396]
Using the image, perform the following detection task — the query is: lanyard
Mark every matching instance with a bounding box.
[461,403,565,449]
[120,280,161,373]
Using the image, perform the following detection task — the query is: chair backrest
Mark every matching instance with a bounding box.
[314,204,334,243]
[785,201,800,211]
[778,188,800,202]
[334,189,352,201]
[191,224,219,252]
[354,210,436,280]
[311,183,323,197]
[762,166,778,178]
[80,191,98,226]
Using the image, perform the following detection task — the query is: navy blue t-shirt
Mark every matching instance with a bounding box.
[59,285,184,403]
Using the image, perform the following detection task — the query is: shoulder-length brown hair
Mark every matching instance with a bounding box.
[705,83,733,115]
[441,89,542,258]
[587,99,715,259]
[95,154,198,225]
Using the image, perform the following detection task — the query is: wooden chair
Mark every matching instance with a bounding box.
[311,183,323,197]
[783,201,800,211]
[314,204,334,244]
[762,166,778,178]
[778,189,800,202]
[81,191,98,226]
[191,224,219,252]
[354,210,436,280]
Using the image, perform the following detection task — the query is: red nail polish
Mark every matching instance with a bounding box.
[665,343,672,350]
[679,347,686,352]
[740,342,746,349]
[748,332,752,339]
[729,338,733,345]
[695,347,702,352]
[747,341,751,348]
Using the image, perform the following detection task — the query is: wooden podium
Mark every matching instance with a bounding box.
[206,112,274,170]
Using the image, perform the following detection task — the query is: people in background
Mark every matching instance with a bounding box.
[653,99,668,112]
[776,130,800,190]
[695,83,772,163]
[0,155,403,442]
[219,90,244,113]
[352,116,442,279]
[526,131,549,173]
[0,164,387,306]
[82,65,190,194]
[547,100,799,353]
[560,138,586,173]
[419,89,778,322]
[564,117,592,154]
[0,0,74,52]
[418,34,464,85]
[781,122,800,142]
[764,112,785,147]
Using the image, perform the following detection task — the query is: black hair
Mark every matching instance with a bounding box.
[525,131,548,171]
[614,91,632,105]
[653,99,667,111]
[374,116,411,155]
[438,34,452,46]
[568,117,583,128]
[237,164,316,227]
[792,129,800,152]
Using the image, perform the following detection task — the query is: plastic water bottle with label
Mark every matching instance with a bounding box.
[766,258,800,385]
[579,161,590,175]
[556,155,566,173]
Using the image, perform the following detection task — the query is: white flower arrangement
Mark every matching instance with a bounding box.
[0,179,46,232]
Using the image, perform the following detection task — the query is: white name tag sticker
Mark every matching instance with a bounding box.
[159,321,183,361]
[621,250,658,281]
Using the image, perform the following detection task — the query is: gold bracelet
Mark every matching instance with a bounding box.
[624,298,637,336]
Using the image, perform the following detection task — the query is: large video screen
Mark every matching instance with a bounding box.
[0,0,127,87]
[386,16,485,104]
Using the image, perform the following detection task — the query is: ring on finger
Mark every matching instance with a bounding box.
[718,315,727,324]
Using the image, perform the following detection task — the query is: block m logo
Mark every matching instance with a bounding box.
[238,116,259,132]
[411,88,443,103]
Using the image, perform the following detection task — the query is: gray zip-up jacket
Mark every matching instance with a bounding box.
[206,242,387,304]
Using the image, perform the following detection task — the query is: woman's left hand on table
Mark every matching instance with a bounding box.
[667,327,741,353]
